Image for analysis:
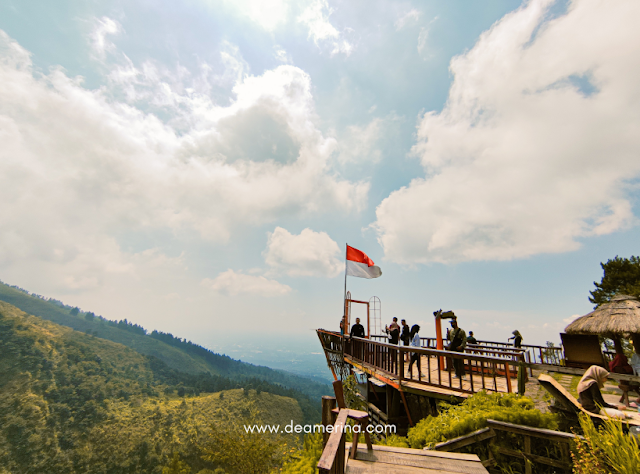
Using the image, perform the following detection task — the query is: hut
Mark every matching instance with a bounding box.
[563,295,640,367]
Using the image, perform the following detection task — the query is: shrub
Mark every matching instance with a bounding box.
[280,433,323,474]
[572,414,640,474]
[407,391,557,449]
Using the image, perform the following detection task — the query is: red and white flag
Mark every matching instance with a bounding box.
[346,245,382,279]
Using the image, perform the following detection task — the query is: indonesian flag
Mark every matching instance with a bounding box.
[346,245,382,279]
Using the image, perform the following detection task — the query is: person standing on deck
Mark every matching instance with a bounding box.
[407,325,421,374]
[467,331,477,345]
[385,317,400,345]
[401,319,411,361]
[447,318,467,378]
[509,330,523,348]
[350,317,365,338]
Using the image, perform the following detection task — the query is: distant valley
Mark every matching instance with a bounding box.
[0,279,332,473]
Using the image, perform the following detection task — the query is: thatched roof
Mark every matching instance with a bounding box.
[565,295,640,335]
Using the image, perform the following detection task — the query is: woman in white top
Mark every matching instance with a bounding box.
[407,324,421,374]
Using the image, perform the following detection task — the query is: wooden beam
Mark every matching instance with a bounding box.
[433,427,496,452]
[486,419,580,442]
[322,396,337,448]
[398,389,414,427]
[317,409,349,473]
[495,446,572,470]
[524,435,532,474]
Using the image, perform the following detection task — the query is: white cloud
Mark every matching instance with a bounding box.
[374,0,640,264]
[0,30,368,291]
[274,47,292,64]
[417,16,438,57]
[90,17,121,59]
[220,0,290,31]
[395,9,421,30]
[298,0,353,56]
[563,314,581,324]
[336,118,384,165]
[264,227,342,277]
[202,270,292,296]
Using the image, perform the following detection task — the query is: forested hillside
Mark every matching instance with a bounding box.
[0,301,306,473]
[0,280,330,404]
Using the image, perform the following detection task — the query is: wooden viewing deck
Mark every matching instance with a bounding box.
[319,330,525,399]
[317,405,489,474]
[341,444,488,473]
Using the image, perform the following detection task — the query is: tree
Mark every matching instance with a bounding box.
[70,307,79,316]
[589,256,640,307]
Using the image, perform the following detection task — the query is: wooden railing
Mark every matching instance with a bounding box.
[370,334,565,368]
[346,336,524,394]
[317,408,348,474]
[474,339,564,367]
[434,419,577,473]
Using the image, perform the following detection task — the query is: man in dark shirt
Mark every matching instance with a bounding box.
[447,318,467,378]
[350,317,365,338]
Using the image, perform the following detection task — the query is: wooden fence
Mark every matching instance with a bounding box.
[434,419,577,473]
[371,334,564,368]
[346,336,524,395]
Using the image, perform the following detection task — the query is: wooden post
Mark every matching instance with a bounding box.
[435,315,445,370]
[322,396,337,448]
[524,435,532,474]
[318,409,348,474]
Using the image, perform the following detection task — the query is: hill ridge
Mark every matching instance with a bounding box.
[0,279,330,404]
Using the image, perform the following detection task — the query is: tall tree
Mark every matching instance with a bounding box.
[589,256,640,307]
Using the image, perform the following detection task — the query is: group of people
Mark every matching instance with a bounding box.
[381,316,468,379]
[341,315,524,380]
[341,315,635,417]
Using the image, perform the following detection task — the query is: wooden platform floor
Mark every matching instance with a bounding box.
[347,354,515,398]
[345,444,489,474]
[404,355,514,393]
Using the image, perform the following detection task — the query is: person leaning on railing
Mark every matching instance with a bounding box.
[508,330,523,348]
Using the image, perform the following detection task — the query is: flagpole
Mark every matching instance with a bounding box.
[343,243,348,332]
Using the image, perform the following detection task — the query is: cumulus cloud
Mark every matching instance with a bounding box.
[0,30,367,290]
[202,270,291,296]
[298,0,353,56]
[264,227,342,277]
[374,0,640,264]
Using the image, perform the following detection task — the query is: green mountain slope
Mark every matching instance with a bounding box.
[0,280,330,404]
[0,301,304,473]
[0,282,212,374]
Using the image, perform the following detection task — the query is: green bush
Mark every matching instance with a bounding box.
[407,391,558,449]
[280,432,323,474]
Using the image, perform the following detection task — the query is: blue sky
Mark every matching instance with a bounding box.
[1,0,639,357]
